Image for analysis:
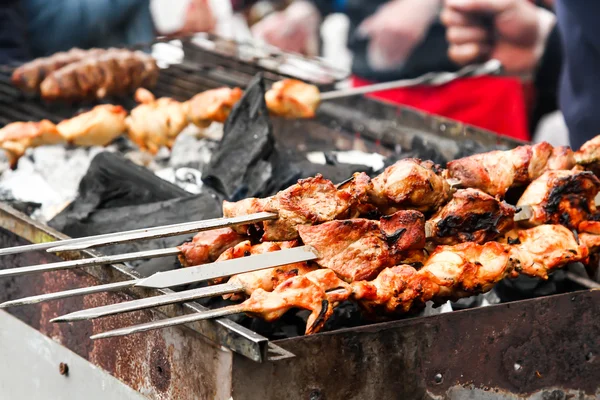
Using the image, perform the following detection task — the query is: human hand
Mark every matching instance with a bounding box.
[181,0,216,34]
[251,1,321,56]
[441,0,556,74]
[358,0,441,71]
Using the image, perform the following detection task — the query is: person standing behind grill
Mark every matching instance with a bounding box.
[244,0,532,141]
[440,0,594,149]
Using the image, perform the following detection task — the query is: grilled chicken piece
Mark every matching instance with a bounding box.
[40,49,158,101]
[241,269,351,335]
[126,89,188,154]
[447,142,572,198]
[516,170,600,229]
[298,210,426,281]
[186,87,244,127]
[222,197,272,236]
[352,241,512,316]
[177,228,246,267]
[503,224,589,279]
[369,159,451,213]
[575,135,600,165]
[217,240,317,300]
[223,173,372,241]
[427,189,515,244]
[11,48,104,92]
[56,105,127,146]
[265,79,321,118]
[547,146,576,170]
[0,120,64,168]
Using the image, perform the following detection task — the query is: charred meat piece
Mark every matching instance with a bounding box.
[0,120,64,168]
[11,48,104,92]
[352,241,512,315]
[240,269,351,335]
[220,240,317,300]
[222,197,272,236]
[428,188,515,244]
[503,224,589,279]
[223,173,372,241]
[186,87,244,127]
[265,79,321,118]
[575,135,600,165]
[298,210,426,282]
[56,105,127,147]
[516,170,600,229]
[125,89,188,154]
[547,146,576,170]
[369,159,451,213]
[447,142,561,197]
[39,49,158,101]
[177,227,246,267]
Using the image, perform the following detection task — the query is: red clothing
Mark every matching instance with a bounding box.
[352,76,530,141]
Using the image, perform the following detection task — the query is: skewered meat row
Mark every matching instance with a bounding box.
[446,141,576,197]
[0,105,127,168]
[11,48,105,92]
[226,224,590,334]
[12,48,159,101]
[0,120,64,168]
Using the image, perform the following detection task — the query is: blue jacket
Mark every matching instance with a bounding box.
[24,0,155,57]
[555,0,600,149]
[0,0,29,63]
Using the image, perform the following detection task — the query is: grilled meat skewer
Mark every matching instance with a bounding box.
[0,120,64,168]
[90,224,590,339]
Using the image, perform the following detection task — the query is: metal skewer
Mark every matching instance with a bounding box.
[0,245,317,308]
[90,288,349,340]
[90,304,246,340]
[50,283,244,322]
[320,59,502,101]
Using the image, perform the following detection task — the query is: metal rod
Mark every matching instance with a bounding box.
[564,271,600,289]
[51,283,245,322]
[0,280,137,308]
[1,246,317,308]
[0,212,270,257]
[0,247,180,278]
[135,245,317,289]
[47,212,278,252]
[90,304,245,340]
[320,59,502,100]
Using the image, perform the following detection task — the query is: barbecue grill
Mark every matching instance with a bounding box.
[0,35,598,399]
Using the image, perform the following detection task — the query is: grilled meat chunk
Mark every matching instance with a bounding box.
[369,159,451,213]
[575,135,600,165]
[0,120,64,168]
[427,188,515,244]
[125,89,188,154]
[220,240,317,300]
[352,241,511,315]
[56,105,127,147]
[39,49,158,101]
[503,224,589,279]
[298,210,426,282]
[547,146,576,170]
[447,142,565,197]
[516,170,600,229]
[11,48,104,92]
[241,269,351,335]
[186,87,244,127]
[177,228,246,267]
[223,173,372,241]
[265,79,321,118]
